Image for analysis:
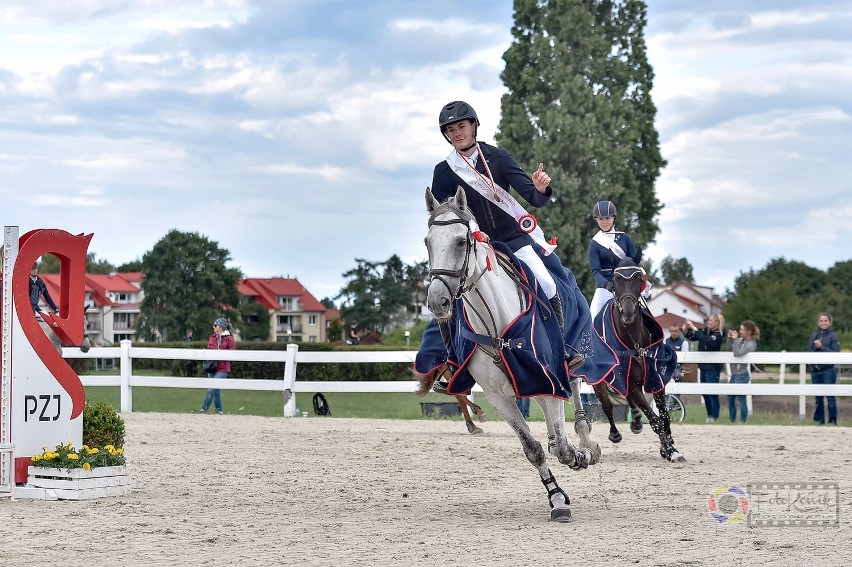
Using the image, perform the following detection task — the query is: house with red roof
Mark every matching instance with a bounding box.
[41,272,328,344]
[41,272,143,345]
[239,277,328,343]
[645,280,724,330]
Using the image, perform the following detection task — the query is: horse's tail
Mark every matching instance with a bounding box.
[413,363,449,397]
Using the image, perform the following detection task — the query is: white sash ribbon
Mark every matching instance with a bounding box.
[592,230,626,259]
[446,147,556,255]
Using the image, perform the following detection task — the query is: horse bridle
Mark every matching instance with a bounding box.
[426,203,483,300]
[612,265,643,315]
[612,265,650,356]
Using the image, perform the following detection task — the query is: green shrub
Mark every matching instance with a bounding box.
[83,401,125,449]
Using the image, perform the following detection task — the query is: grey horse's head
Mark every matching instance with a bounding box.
[423,187,473,320]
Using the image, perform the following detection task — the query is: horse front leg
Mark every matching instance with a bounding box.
[652,392,685,462]
[592,383,622,443]
[628,396,643,434]
[627,386,685,463]
[568,379,601,463]
[478,385,573,522]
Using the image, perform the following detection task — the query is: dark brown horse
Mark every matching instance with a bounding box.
[416,363,488,434]
[590,259,685,462]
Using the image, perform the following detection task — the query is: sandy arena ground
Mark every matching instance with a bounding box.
[2,412,850,566]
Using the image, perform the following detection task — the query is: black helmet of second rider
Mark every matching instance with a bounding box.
[592,200,617,218]
[439,101,480,144]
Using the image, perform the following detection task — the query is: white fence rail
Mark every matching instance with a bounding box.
[63,341,852,420]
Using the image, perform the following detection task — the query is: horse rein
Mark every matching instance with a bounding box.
[426,202,524,363]
[426,207,479,301]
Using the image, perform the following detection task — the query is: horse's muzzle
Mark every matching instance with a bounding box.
[427,286,453,320]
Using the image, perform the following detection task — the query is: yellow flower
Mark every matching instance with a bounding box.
[82,463,91,470]
[104,445,114,451]
[68,453,79,460]
[31,455,41,462]
[81,445,89,451]
[116,449,124,455]
[87,448,99,454]
[66,441,74,448]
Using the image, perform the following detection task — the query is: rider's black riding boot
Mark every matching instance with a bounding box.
[432,320,453,394]
[549,293,585,372]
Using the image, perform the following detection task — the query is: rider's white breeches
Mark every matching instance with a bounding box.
[514,245,556,299]
[590,287,613,318]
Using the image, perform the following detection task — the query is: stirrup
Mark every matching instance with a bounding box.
[566,353,585,373]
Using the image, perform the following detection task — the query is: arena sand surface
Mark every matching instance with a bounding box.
[2,413,850,566]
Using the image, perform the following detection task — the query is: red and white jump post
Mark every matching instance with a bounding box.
[1,226,91,498]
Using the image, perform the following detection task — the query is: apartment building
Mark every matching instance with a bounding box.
[238,277,327,343]
[40,273,327,344]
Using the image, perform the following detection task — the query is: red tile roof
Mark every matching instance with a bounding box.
[240,277,326,312]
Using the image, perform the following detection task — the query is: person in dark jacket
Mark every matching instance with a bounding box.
[808,312,841,425]
[29,262,58,316]
[588,200,641,317]
[421,100,591,375]
[200,318,236,415]
[684,314,725,422]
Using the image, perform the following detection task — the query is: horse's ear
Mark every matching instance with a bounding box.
[425,187,439,214]
[453,186,467,210]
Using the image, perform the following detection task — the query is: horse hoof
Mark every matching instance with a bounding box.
[670,452,686,463]
[466,422,484,434]
[471,426,484,435]
[609,431,622,444]
[550,506,572,523]
[477,414,489,423]
[630,421,643,434]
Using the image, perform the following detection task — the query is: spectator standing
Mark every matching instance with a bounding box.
[516,397,530,418]
[726,320,759,423]
[684,314,725,422]
[200,318,235,415]
[29,262,58,316]
[665,325,689,380]
[182,329,194,342]
[808,312,840,425]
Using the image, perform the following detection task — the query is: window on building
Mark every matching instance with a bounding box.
[279,297,294,310]
[309,336,317,343]
[309,315,317,326]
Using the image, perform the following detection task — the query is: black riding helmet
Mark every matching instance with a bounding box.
[439,100,479,144]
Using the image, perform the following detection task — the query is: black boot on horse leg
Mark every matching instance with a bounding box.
[592,382,623,443]
[549,292,585,372]
[629,397,643,434]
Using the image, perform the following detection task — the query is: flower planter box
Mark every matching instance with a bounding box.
[26,465,131,500]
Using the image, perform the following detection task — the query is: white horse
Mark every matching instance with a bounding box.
[424,187,601,522]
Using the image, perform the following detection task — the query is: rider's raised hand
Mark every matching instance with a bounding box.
[532,162,551,193]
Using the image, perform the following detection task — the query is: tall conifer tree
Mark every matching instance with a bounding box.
[497,0,665,295]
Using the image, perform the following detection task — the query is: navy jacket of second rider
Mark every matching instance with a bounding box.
[431,141,551,253]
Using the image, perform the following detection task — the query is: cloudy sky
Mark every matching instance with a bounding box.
[1,1,849,302]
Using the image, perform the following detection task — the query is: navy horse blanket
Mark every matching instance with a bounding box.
[589,301,677,396]
[414,242,617,399]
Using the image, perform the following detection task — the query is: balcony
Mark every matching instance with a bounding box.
[113,321,136,330]
[275,325,303,334]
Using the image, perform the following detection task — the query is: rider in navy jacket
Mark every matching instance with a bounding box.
[431,142,551,253]
[588,200,640,317]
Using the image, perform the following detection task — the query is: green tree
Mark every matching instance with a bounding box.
[39,252,116,274]
[117,258,144,272]
[497,0,665,295]
[660,255,694,284]
[335,255,426,333]
[136,230,242,342]
[724,279,813,352]
[239,301,270,341]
